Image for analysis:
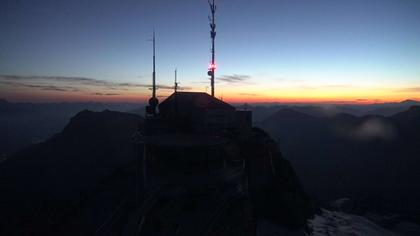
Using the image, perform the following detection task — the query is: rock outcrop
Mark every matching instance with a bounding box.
[244,127,314,229]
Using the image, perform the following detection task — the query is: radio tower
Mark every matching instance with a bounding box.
[148,30,158,116]
[208,0,217,97]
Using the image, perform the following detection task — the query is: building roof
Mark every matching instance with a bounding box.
[159,92,235,111]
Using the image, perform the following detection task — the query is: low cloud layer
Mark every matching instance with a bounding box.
[218,74,251,83]
[354,118,396,140]
[0,80,81,92]
[238,93,259,96]
[396,87,420,93]
[92,92,120,96]
[0,74,191,96]
[334,118,396,141]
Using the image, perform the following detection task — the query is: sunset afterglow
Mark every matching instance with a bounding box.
[1,0,419,104]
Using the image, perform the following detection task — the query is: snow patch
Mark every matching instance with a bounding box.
[308,209,398,236]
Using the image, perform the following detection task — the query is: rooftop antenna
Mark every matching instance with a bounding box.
[207,0,217,97]
[174,68,178,93]
[174,68,179,117]
[147,29,158,116]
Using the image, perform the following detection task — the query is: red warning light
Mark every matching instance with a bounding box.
[208,63,217,70]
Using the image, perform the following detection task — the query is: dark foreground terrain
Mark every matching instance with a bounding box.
[0,110,312,235]
[1,103,420,235]
[259,105,420,224]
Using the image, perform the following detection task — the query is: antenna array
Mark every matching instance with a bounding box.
[207,0,217,97]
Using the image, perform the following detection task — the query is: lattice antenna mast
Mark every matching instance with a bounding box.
[207,0,217,97]
[147,29,159,116]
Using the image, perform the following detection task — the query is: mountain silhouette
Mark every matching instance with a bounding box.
[390,105,420,124]
[398,99,420,106]
[244,100,420,123]
[258,106,420,218]
[0,109,314,235]
[0,102,142,156]
[0,110,143,235]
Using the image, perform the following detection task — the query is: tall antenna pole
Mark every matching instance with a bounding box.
[152,29,156,99]
[174,68,179,116]
[174,68,178,93]
[208,0,217,97]
[147,29,158,116]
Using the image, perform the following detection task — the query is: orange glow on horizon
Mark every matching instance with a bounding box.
[215,83,420,104]
[222,93,418,104]
[1,83,418,105]
[4,92,417,105]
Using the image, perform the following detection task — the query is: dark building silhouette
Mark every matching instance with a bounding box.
[141,91,251,186]
[159,92,235,133]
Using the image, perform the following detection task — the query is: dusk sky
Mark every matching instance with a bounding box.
[1,0,420,103]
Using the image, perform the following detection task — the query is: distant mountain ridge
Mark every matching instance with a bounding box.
[0,101,144,155]
[258,105,420,217]
[239,99,420,123]
[1,99,417,156]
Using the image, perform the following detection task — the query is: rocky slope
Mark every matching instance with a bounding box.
[0,110,143,235]
[244,127,314,229]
